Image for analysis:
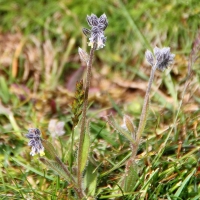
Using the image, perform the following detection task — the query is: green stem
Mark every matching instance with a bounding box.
[130,142,139,160]
[77,44,96,192]
[124,64,157,184]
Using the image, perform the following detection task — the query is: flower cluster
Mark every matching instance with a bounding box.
[26,128,44,156]
[145,47,175,71]
[82,13,108,50]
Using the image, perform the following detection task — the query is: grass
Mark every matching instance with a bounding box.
[0,0,200,199]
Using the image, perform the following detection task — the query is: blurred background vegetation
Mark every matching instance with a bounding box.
[0,0,200,199]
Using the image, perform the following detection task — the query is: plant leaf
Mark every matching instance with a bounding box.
[106,114,135,144]
[174,168,196,197]
[39,157,70,181]
[83,162,98,196]
[122,160,138,193]
[42,139,58,160]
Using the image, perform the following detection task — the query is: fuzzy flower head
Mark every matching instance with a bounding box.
[48,119,65,138]
[26,128,44,156]
[145,46,175,71]
[82,13,108,50]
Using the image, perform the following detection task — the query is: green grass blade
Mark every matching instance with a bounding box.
[174,168,196,197]
[12,157,54,180]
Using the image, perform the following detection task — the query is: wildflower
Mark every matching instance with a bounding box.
[82,13,108,50]
[48,119,65,137]
[26,128,44,156]
[145,46,175,71]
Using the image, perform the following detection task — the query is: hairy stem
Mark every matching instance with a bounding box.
[136,64,157,141]
[77,44,96,193]
[130,142,139,161]
[124,64,157,186]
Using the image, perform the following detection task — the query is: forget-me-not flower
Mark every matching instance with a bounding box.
[145,47,175,71]
[26,128,44,156]
[82,13,108,50]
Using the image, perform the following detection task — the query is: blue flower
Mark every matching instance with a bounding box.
[82,13,108,50]
[26,128,44,156]
[145,47,175,71]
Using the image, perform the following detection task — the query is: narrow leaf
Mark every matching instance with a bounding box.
[84,162,98,196]
[39,157,70,181]
[106,115,135,144]
[122,160,138,193]
[42,139,58,160]
[174,168,196,197]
